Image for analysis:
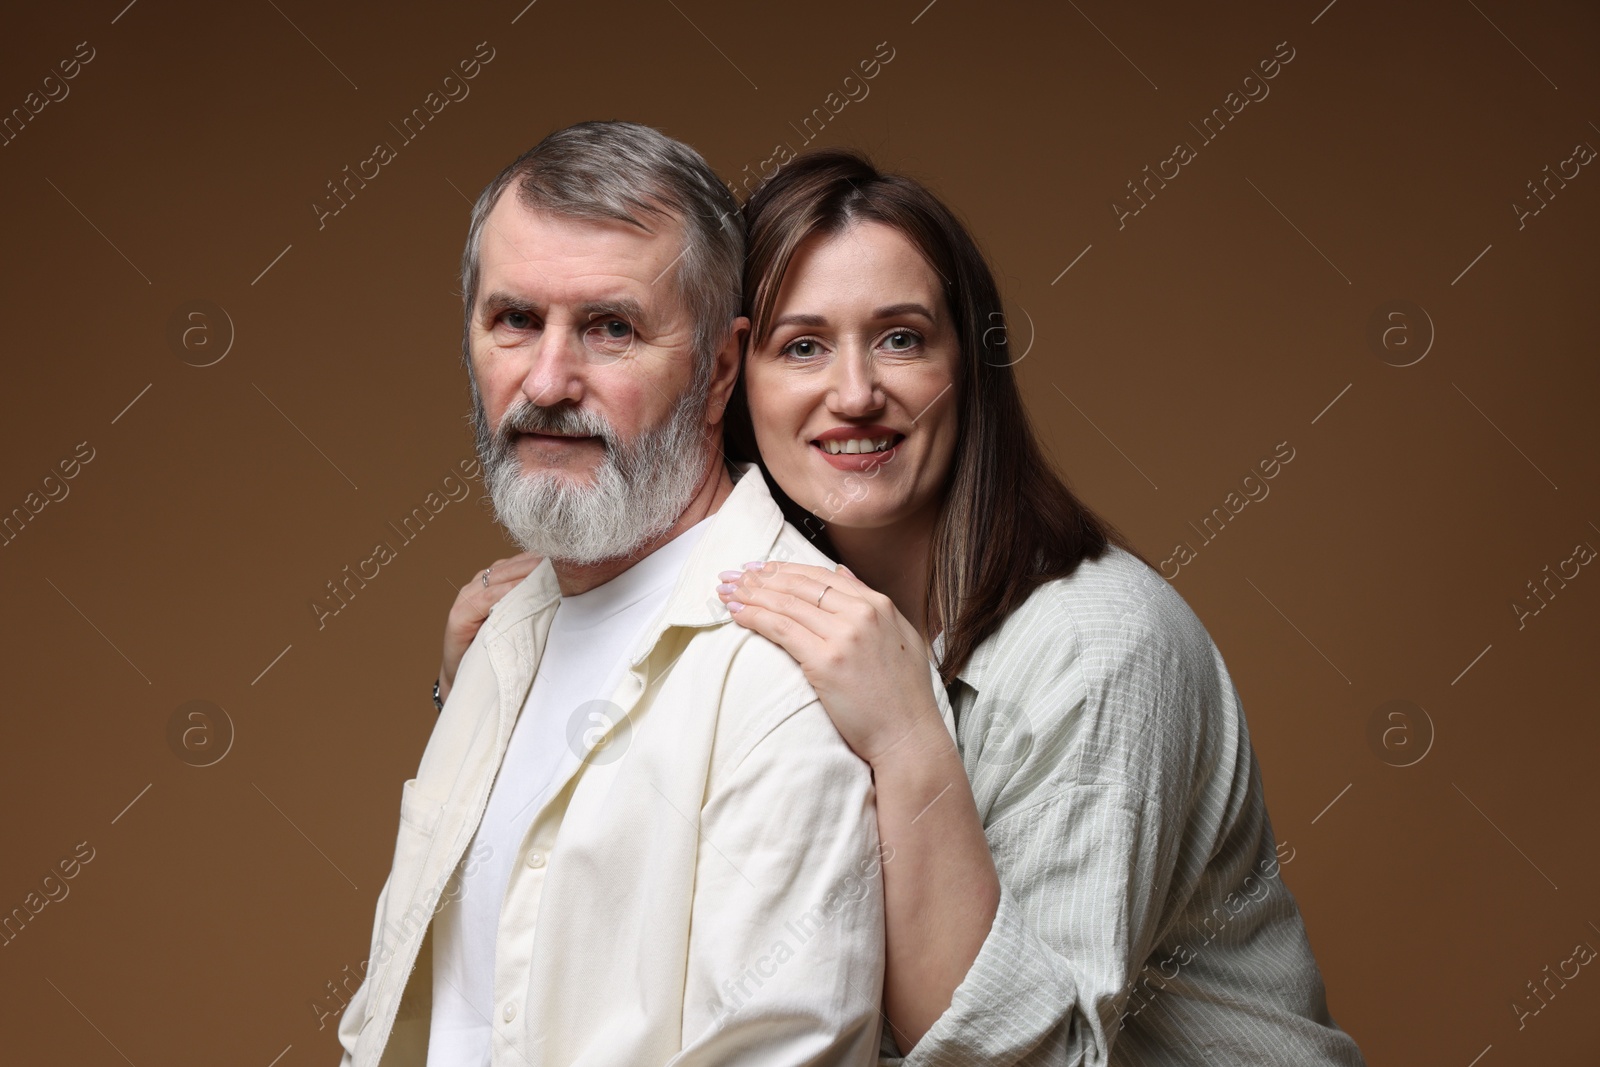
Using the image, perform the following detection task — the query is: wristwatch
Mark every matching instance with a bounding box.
[432,678,445,712]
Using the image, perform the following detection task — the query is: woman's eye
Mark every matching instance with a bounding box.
[781,338,822,359]
[883,330,920,351]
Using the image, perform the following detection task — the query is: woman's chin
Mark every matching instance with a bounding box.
[799,498,913,536]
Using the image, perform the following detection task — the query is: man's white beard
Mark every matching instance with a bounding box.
[472,377,712,565]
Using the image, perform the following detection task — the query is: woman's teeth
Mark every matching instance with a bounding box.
[819,436,896,455]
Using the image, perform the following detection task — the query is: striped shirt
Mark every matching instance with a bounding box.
[880,545,1366,1066]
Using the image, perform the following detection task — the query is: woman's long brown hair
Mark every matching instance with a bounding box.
[727,149,1149,687]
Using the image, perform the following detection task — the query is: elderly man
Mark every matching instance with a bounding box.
[335,122,886,1067]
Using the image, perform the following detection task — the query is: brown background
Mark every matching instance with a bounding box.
[1,0,1596,1064]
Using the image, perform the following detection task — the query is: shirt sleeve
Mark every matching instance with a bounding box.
[884,576,1232,1067]
[886,782,1154,1066]
[668,697,887,1067]
[880,561,1367,1066]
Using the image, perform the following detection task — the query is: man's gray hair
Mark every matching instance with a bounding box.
[459,121,744,387]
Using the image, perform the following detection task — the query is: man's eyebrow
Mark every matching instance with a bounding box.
[576,297,651,325]
[480,290,538,317]
[478,292,654,327]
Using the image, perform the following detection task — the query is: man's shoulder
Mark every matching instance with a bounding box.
[699,527,841,778]
[717,605,819,718]
[733,520,837,717]
[708,629,861,789]
[714,513,836,716]
[768,520,838,570]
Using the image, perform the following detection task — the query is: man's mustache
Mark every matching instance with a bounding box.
[496,399,615,449]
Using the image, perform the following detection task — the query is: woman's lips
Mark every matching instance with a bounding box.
[810,437,902,471]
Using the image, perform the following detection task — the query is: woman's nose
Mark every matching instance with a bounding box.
[828,350,883,416]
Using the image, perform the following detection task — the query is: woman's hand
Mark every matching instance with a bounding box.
[719,559,1000,1051]
[438,552,542,702]
[715,560,946,765]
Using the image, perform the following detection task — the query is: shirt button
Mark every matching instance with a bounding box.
[526,851,546,869]
[503,1002,517,1023]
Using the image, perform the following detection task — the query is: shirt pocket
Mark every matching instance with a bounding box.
[354,778,452,1053]
[376,778,450,952]
[397,776,445,835]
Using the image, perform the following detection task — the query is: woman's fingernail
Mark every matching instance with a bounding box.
[726,600,744,613]
[717,570,742,582]
[741,560,765,571]
[716,583,737,595]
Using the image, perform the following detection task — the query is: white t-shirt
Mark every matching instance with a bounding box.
[426,519,709,1065]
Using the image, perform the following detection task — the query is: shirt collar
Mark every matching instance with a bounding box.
[934,618,1002,699]
[955,633,1000,690]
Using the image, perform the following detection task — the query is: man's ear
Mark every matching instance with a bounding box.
[706,315,750,424]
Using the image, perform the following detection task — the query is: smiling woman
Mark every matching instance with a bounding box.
[715,149,1366,1065]
[729,153,1134,666]
[739,219,961,632]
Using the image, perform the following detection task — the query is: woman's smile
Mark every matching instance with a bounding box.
[810,424,906,469]
[746,220,959,531]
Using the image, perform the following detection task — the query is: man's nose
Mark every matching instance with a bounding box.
[520,326,586,408]
[828,348,884,417]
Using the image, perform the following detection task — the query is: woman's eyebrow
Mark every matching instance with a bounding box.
[771,311,828,329]
[769,303,935,331]
[871,302,935,321]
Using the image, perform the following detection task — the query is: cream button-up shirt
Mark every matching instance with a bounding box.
[337,464,887,1067]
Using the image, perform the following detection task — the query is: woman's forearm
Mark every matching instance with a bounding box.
[871,712,1001,1052]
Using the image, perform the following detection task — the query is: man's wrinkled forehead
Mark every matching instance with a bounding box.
[476,194,686,314]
